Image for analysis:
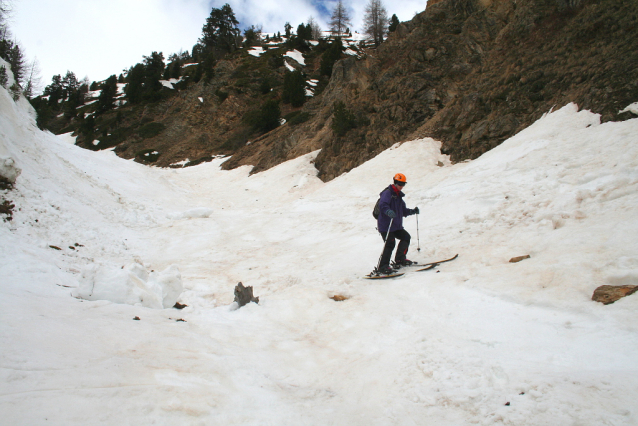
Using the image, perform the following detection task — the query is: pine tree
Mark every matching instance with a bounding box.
[62,71,79,100]
[297,23,312,41]
[0,65,7,88]
[125,64,145,104]
[244,25,261,47]
[282,70,306,108]
[257,99,281,133]
[7,42,25,86]
[388,14,399,32]
[329,0,352,36]
[363,0,389,47]
[96,75,117,114]
[44,74,64,107]
[320,38,343,76]
[200,4,240,54]
[332,101,357,136]
[142,51,165,101]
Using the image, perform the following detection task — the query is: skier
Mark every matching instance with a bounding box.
[377,173,419,274]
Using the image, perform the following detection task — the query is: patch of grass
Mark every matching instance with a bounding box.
[285,111,312,126]
[137,122,166,139]
[216,89,229,102]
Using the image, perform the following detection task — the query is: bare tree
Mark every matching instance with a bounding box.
[329,0,352,36]
[308,16,322,40]
[0,1,10,29]
[1,0,13,42]
[363,0,388,47]
[22,58,42,98]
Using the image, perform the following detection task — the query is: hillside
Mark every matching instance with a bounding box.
[224,0,638,180]
[31,0,638,180]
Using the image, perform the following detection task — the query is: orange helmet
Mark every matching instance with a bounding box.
[394,173,407,183]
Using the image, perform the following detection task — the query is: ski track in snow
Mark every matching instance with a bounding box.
[1,75,638,425]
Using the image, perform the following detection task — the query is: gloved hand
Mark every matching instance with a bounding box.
[413,207,420,215]
[385,209,396,218]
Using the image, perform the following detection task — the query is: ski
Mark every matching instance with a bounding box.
[364,272,405,280]
[364,255,458,279]
[415,254,459,272]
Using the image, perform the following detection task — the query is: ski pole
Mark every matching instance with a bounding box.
[416,212,421,252]
[376,218,394,272]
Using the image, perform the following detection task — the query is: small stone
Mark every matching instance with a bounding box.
[133,316,140,321]
[330,294,349,301]
[509,255,530,263]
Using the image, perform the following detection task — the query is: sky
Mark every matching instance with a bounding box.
[9,0,428,89]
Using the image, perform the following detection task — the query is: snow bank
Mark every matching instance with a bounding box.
[284,49,305,65]
[248,46,265,57]
[74,262,182,309]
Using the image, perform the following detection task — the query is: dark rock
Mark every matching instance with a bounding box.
[509,255,531,263]
[173,302,188,309]
[592,285,638,305]
[234,282,259,307]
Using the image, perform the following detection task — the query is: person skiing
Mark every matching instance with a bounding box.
[377,173,419,274]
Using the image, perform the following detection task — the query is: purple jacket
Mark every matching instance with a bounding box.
[377,185,413,233]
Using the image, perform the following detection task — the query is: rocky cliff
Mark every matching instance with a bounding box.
[223,0,638,180]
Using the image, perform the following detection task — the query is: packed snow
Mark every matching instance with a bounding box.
[247,46,266,57]
[1,65,638,425]
[284,60,295,72]
[284,49,305,65]
[159,78,183,89]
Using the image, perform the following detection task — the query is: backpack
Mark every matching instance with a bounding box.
[372,188,393,219]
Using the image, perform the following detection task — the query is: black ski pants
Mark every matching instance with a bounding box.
[379,228,411,267]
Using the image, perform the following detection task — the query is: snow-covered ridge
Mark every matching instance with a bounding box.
[2,61,638,425]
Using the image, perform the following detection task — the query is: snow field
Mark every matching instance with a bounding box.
[1,70,638,426]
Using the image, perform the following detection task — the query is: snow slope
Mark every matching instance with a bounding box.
[1,74,638,425]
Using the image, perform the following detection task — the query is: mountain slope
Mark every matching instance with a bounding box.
[222,0,638,180]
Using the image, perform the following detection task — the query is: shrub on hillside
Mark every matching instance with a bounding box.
[320,39,343,77]
[137,122,166,139]
[244,99,281,133]
[285,111,312,126]
[331,101,357,136]
[282,70,306,107]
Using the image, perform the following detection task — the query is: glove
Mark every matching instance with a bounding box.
[385,209,396,218]
[413,207,420,215]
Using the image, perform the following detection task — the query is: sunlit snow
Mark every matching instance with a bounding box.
[1,61,638,425]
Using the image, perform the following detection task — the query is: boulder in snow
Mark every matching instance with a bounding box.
[592,285,638,305]
[233,282,259,308]
[74,262,183,309]
[0,156,21,184]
